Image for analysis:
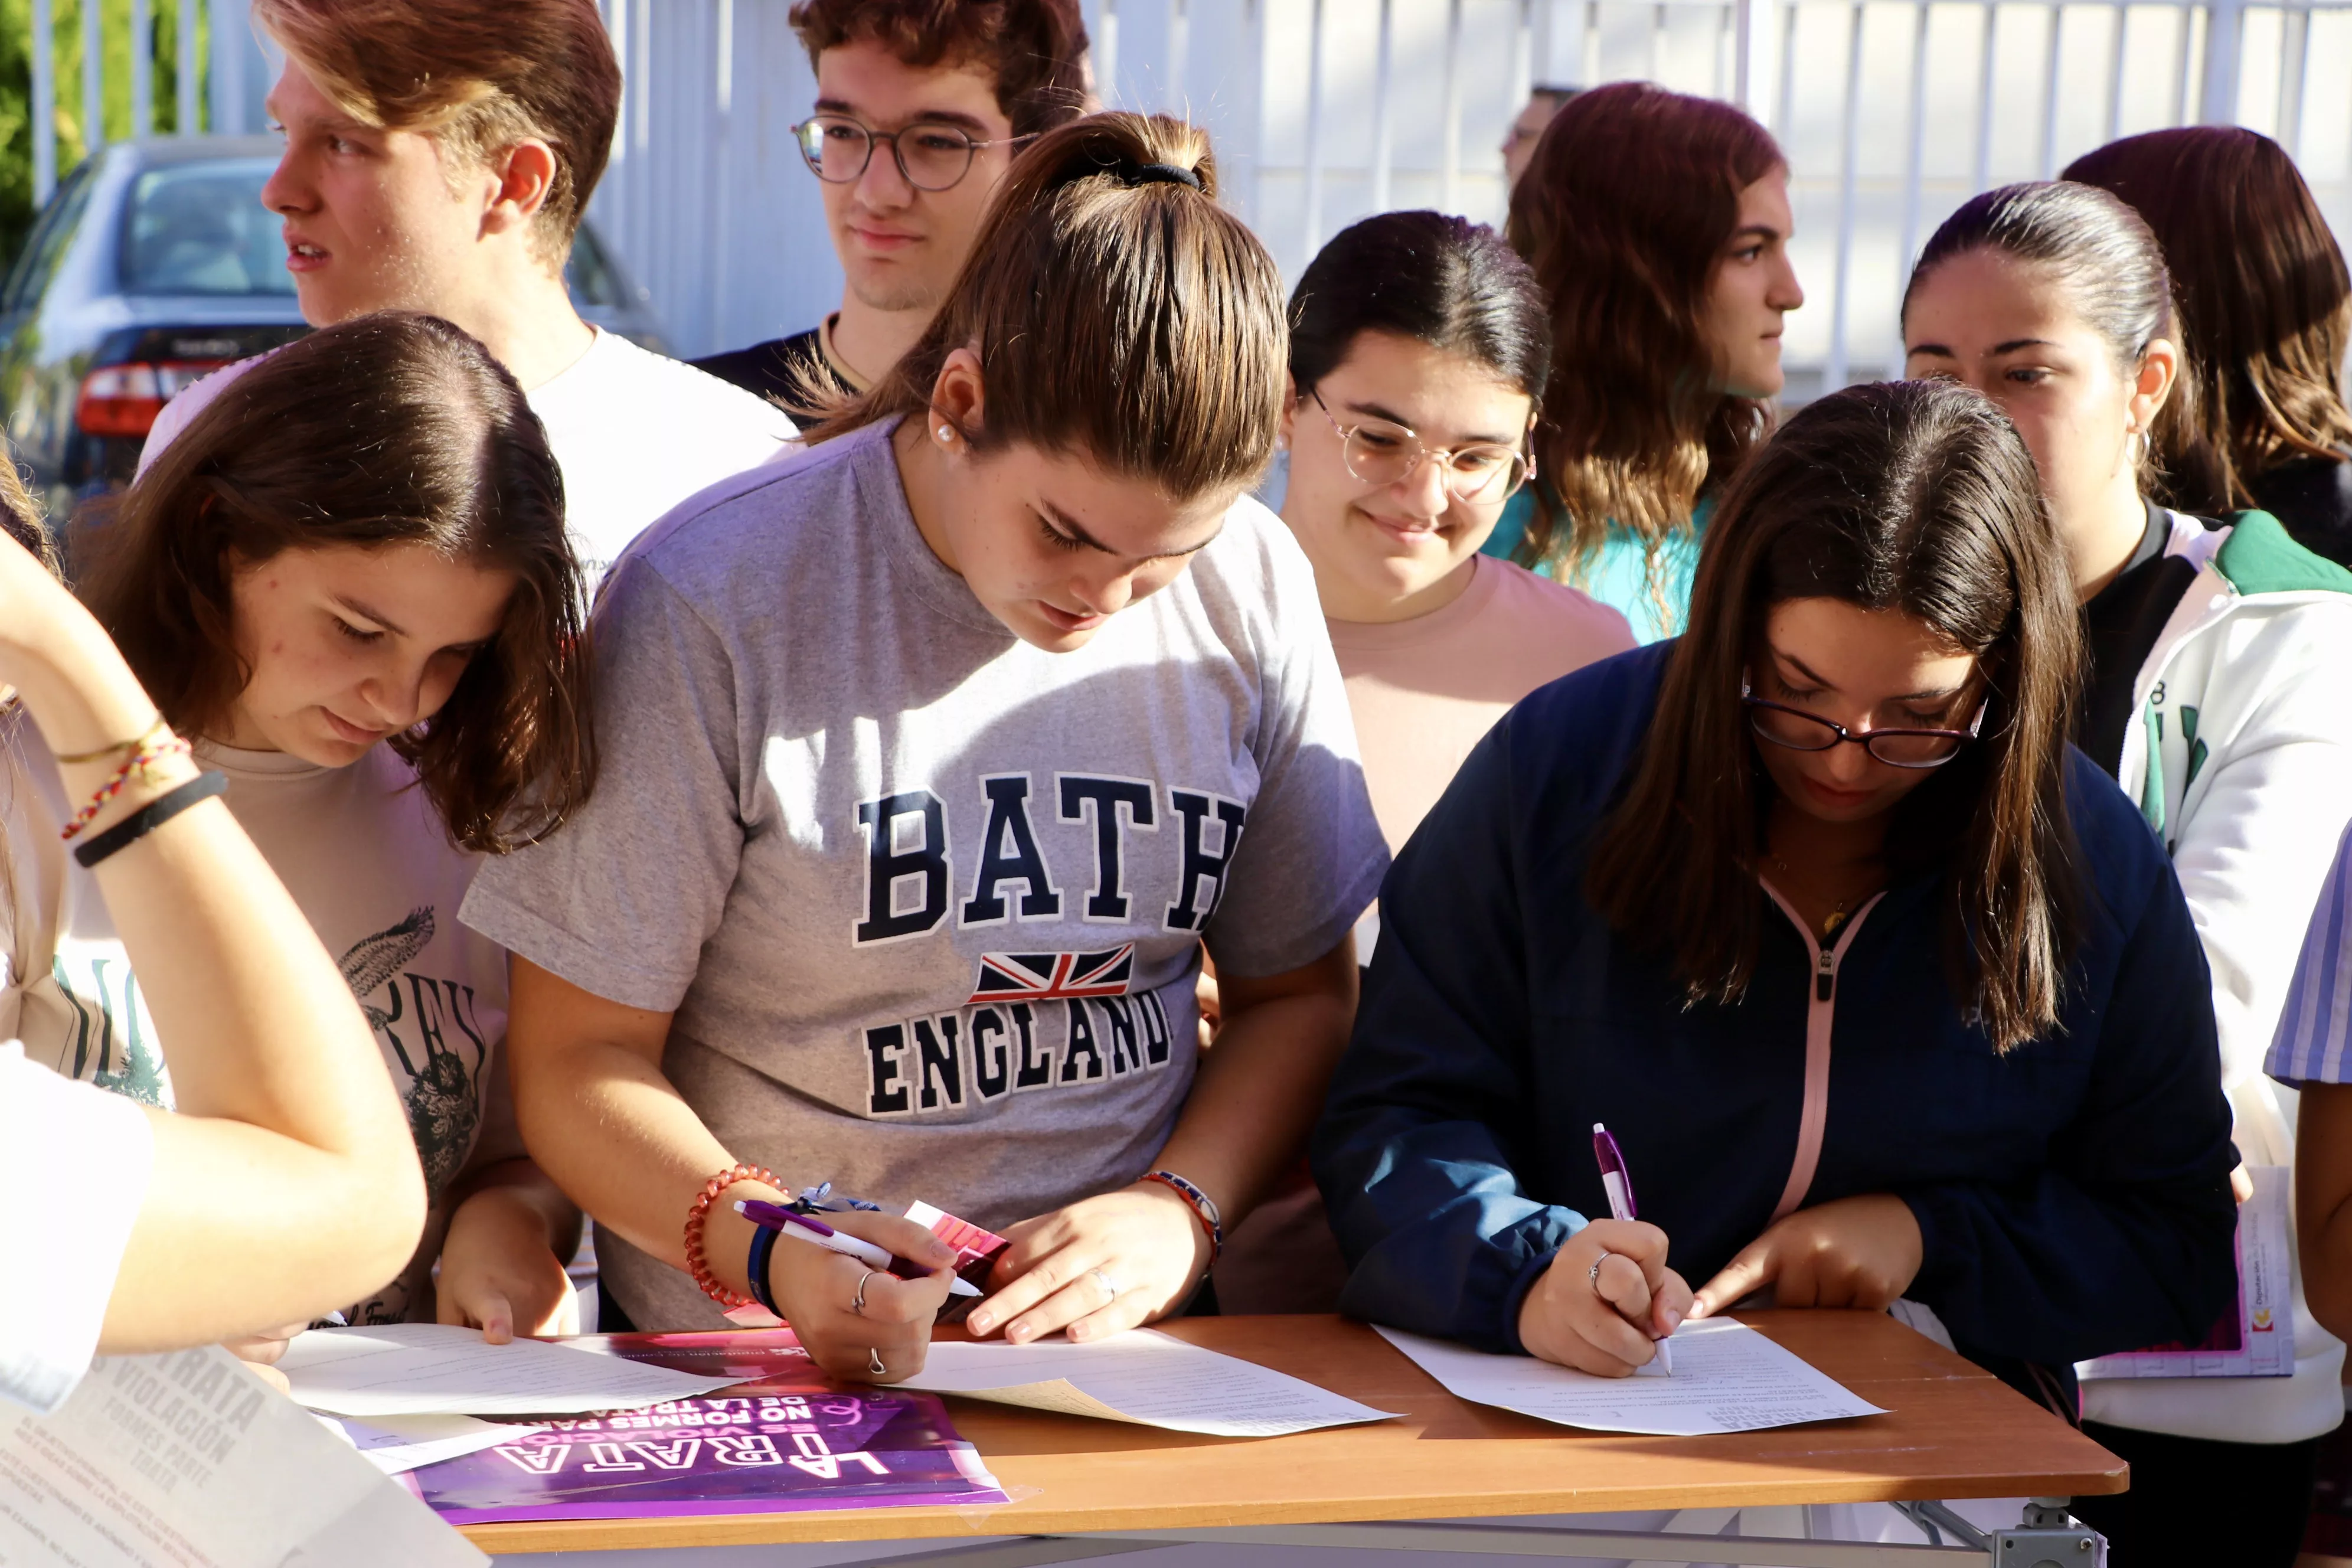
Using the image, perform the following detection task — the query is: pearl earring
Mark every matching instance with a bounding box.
[938,426,954,442]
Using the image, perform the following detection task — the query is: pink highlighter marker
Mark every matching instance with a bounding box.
[1592,1123,1672,1374]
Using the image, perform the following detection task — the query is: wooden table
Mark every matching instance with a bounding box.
[461,1312,2122,1562]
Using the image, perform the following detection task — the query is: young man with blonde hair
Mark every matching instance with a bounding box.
[694,0,1089,426]
[142,0,792,583]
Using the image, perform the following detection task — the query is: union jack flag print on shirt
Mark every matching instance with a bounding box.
[967,946,1136,1005]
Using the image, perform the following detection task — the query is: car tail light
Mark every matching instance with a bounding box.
[75,360,226,439]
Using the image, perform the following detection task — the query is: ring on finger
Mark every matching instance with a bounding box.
[868,1347,886,1376]
[1089,1267,1121,1302]
[852,1269,878,1317]
[1588,1257,1605,1291]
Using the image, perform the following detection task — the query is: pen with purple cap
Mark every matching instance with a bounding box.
[1592,1122,1672,1373]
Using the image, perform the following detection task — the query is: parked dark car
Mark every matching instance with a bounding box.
[0,135,664,519]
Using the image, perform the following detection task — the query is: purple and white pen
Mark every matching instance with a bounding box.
[734,1198,981,1296]
[1592,1123,1672,1374]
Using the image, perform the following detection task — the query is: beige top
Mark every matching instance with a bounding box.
[1329,555,1634,861]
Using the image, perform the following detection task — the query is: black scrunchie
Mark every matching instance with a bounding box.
[1121,161,1203,191]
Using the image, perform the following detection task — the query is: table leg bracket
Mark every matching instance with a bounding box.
[835,1501,2102,1568]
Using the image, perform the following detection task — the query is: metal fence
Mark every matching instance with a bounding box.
[25,0,2352,392]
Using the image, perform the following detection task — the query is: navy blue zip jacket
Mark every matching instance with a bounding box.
[1311,642,2238,1396]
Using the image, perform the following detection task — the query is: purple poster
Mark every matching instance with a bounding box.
[405,1330,1008,1524]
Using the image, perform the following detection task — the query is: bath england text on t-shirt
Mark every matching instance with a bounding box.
[851,772,1246,1121]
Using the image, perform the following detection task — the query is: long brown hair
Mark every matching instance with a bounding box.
[80,312,594,853]
[809,112,1287,500]
[1586,380,2084,1051]
[1507,81,1783,615]
[2064,129,2352,512]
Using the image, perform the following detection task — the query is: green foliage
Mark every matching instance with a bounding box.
[0,0,207,275]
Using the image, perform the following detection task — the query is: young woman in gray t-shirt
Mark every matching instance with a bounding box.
[470,113,1389,1379]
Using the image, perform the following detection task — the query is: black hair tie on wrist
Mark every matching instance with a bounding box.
[1122,161,1202,191]
[73,770,227,868]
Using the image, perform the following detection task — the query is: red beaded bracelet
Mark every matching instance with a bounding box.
[684,1163,779,1310]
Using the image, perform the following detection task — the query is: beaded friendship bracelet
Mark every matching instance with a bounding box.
[59,734,194,842]
[1141,1168,1224,1261]
[683,1162,779,1311]
[50,714,170,766]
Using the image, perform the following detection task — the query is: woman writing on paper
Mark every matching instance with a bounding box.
[1,471,423,1413]
[1314,380,2238,1413]
[469,115,1386,1377]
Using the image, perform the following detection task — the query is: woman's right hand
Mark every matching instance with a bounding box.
[1517,1219,1690,1376]
[762,1211,958,1384]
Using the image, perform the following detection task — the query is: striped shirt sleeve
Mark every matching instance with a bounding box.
[2267,819,2352,1085]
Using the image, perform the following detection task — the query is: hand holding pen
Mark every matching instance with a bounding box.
[1513,1123,1691,1378]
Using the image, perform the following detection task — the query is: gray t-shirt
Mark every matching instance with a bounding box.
[462,417,1387,1328]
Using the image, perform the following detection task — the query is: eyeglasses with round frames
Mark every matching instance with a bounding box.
[792,115,1036,192]
[1740,678,1988,769]
[1308,387,1533,504]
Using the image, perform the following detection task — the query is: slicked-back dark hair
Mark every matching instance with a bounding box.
[1587,380,2085,1051]
[1905,180,2182,491]
[79,312,595,854]
[1288,211,1551,405]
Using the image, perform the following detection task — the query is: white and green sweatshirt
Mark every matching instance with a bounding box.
[2083,508,2352,1445]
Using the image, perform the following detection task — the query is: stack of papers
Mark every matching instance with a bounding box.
[0,1348,487,1566]
[899,1329,1400,1436]
[1376,1317,1886,1436]
[278,1322,747,1416]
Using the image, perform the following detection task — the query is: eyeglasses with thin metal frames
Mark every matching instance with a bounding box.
[791,114,1037,192]
[1307,387,1533,504]
[1739,677,1988,769]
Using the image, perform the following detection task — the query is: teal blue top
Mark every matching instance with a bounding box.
[1480,491,1711,646]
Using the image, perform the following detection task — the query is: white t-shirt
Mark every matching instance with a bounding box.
[138,326,796,587]
[0,1043,151,1414]
[1,720,153,1413]
[1,708,516,1325]
[463,417,1391,1329]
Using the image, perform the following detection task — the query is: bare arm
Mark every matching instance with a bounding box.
[2297,1083,2352,1344]
[504,958,954,1376]
[0,534,424,1351]
[968,935,1360,1343]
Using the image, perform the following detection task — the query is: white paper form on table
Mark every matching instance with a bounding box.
[1376,1317,1886,1436]
[279,1322,744,1417]
[897,1328,1400,1437]
[0,1347,485,1567]
[335,1412,551,1475]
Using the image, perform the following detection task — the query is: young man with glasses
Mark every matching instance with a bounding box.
[139,0,793,587]
[692,0,1090,426]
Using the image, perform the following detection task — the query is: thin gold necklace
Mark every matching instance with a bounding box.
[1769,854,1851,940]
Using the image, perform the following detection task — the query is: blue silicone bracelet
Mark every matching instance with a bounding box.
[746,1221,781,1314]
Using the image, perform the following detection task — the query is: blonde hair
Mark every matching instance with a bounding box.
[810,112,1288,501]
[253,0,622,265]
